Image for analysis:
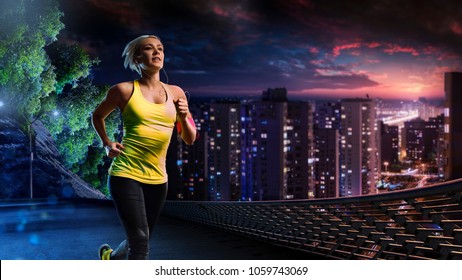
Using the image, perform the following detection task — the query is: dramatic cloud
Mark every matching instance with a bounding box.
[58,0,462,100]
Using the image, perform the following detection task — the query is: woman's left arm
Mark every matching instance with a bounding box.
[171,85,197,145]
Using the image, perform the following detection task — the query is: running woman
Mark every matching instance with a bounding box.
[92,35,197,260]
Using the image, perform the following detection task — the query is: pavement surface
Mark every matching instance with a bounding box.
[0,199,326,260]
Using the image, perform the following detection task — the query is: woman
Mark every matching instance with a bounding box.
[92,35,197,260]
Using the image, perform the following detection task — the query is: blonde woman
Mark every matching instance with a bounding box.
[92,35,197,260]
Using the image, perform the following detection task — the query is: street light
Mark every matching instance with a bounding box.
[384,161,389,173]
[0,99,37,199]
[29,109,59,199]
[28,121,34,199]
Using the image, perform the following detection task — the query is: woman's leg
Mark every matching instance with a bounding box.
[142,182,168,238]
[110,239,128,260]
[109,176,150,260]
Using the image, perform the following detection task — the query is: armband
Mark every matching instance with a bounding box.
[176,117,196,133]
[176,117,199,140]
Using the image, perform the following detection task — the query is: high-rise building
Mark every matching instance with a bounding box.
[180,103,209,200]
[417,97,444,121]
[243,88,314,200]
[340,98,381,196]
[314,128,339,198]
[314,101,342,129]
[313,101,341,198]
[252,91,287,200]
[403,118,427,162]
[287,100,314,199]
[444,72,462,180]
[402,117,442,168]
[208,101,242,201]
[427,114,444,175]
[240,99,256,201]
[380,122,399,168]
[167,103,209,200]
[432,114,446,179]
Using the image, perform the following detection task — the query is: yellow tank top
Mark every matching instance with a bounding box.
[109,80,177,184]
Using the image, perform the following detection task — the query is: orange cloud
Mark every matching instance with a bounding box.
[366,42,381,48]
[384,44,419,56]
[332,42,361,57]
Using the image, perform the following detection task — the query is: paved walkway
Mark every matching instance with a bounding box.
[0,199,325,260]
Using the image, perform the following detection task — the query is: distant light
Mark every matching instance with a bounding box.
[29,234,40,245]
[53,110,59,116]
[0,101,4,107]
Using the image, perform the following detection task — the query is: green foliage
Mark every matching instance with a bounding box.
[78,146,114,197]
[0,0,119,195]
[46,43,98,94]
[42,79,120,194]
[40,64,57,98]
[0,0,64,121]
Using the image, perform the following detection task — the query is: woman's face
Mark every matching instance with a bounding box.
[138,37,164,70]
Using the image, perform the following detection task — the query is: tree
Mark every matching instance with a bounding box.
[0,0,64,122]
[46,43,97,94]
[42,78,120,195]
[0,0,119,196]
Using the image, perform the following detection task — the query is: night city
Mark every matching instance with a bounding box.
[1,0,462,276]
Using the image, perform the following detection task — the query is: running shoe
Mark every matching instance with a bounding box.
[98,244,113,260]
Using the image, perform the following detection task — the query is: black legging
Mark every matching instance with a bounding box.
[108,176,167,260]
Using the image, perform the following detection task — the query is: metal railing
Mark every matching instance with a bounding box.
[162,179,462,259]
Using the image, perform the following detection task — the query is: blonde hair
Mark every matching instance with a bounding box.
[122,35,161,76]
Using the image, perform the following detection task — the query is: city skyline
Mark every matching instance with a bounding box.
[168,86,447,201]
[58,0,462,100]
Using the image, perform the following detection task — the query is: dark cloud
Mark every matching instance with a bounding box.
[57,0,462,99]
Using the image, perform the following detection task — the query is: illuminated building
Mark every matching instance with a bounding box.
[243,88,314,200]
[403,117,443,170]
[314,128,339,198]
[208,101,242,201]
[444,72,462,180]
[417,97,444,121]
[380,122,399,167]
[239,99,256,201]
[403,118,426,162]
[340,98,380,196]
[314,101,342,129]
[168,103,209,200]
[313,101,342,198]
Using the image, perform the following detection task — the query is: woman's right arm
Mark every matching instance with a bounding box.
[91,85,125,158]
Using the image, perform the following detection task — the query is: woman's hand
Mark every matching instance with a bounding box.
[174,98,190,120]
[170,85,196,145]
[104,141,125,158]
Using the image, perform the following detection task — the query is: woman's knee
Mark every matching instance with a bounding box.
[128,239,149,259]
[127,229,150,259]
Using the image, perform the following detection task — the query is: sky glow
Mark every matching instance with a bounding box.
[59,0,462,100]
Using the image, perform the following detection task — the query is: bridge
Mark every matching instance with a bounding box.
[381,111,419,126]
[1,178,461,260]
[0,199,321,260]
[162,178,462,260]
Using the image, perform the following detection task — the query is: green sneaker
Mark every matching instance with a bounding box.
[98,244,113,260]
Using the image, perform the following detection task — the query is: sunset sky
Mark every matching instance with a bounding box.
[58,0,462,100]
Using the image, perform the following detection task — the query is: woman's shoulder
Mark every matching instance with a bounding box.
[109,81,135,95]
[104,82,135,105]
[164,84,185,101]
